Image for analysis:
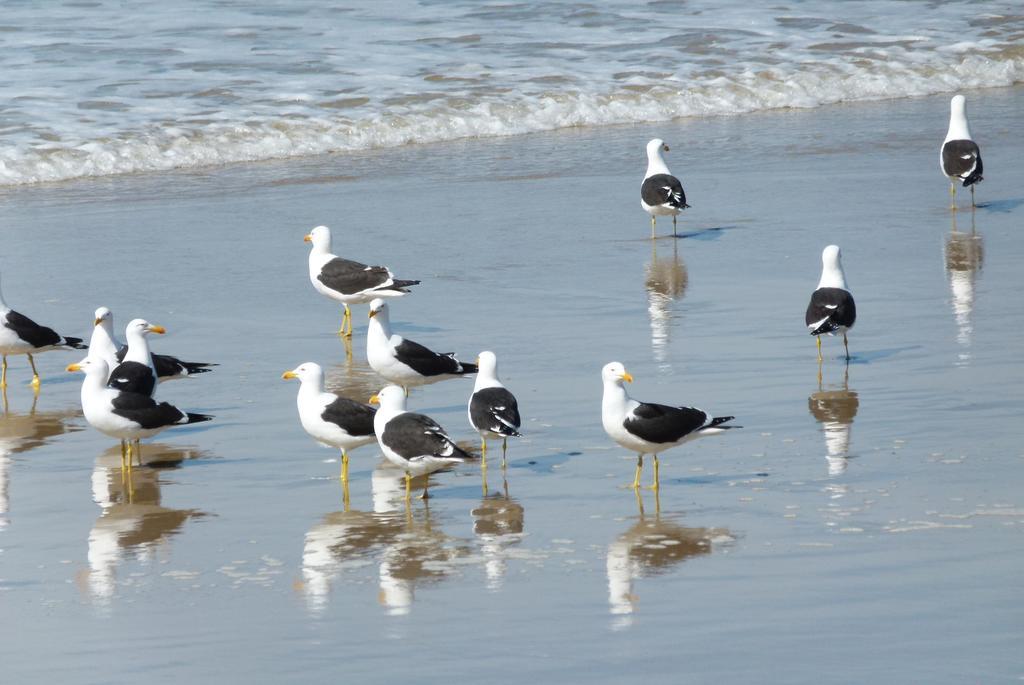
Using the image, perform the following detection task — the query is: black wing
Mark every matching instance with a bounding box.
[110,391,185,429]
[318,257,408,295]
[942,139,983,186]
[116,345,216,378]
[107,360,156,396]
[320,396,377,438]
[3,310,63,348]
[624,402,710,445]
[381,412,474,461]
[641,173,689,209]
[393,338,475,377]
[805,287,856,335]
[470,387,521,437]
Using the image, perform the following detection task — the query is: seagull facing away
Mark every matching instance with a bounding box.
[0,273,86,389]
[370,384,476,500]
[282,361,377,484]
[805,245,857,361]
[468,351,521,467]
[67,357,212,469]
[941,94,983,210]
[106,319,166,397]
[90,307,216,385]
[305,225,421,338]
[641,138,690,238]
[601,362,736,490]
[366,299,477,394]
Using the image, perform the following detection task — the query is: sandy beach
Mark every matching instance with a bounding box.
[2,86,1023,682]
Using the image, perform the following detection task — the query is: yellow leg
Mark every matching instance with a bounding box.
[126,441,134,476]
[341,478,350,511]
[950,182,957,211]
[120,440,127,471]
[1,385,7,414]
[340,450,349,484]
[1,355,7,389]
[338,305,351,337]
[648,455,660,491]
[404,472,412,501]
[650,215,656,239]
[816,335,822,362]
[631,454,644,490]
[481,460,489,497]
[28,354,40,388]
[480,439,487,468]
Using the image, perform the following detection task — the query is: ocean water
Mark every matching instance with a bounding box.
[1,0,1022,184]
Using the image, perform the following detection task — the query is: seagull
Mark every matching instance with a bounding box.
[941,94,983,210]
[90,307,216,384]
[305,225,420,338]
[106,319,166,397]
[601,362,736,490]
[805,245,856,361]
[366,299,477,393]
[467,351,521,467]
[641,138,690,238]
[370,384,476,500]
[282,361,377,484]
[67,357,212,469]
[0,273,87,389]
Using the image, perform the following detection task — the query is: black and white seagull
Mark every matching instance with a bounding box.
[805,245,857,361]
[641,138,689,238]
[601,362,736,490]
[282,361,377,484]
[0,273,86,389]
[106,319,166,397]
[305,225,420,338]
[370,384,476,500]
[90,307,216,385]
[941,94,983,210]
[67,357,212,469]
[366,299,477,393]
[467,351,521,467]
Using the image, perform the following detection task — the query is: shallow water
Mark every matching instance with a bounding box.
[1,87,1023,682]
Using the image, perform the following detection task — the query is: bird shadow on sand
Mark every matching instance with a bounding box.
[975,198,1024,213]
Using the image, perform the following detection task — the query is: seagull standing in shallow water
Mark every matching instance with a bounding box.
[0,272,86,390]
[641,138,689,238]
[941,94,983,210]
[805,245,857,361]
[601,362,736,490]
[305,225,420,338]
[468,351,521,467]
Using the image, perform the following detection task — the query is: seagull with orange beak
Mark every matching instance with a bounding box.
[106,318,166,397]
[601,362,737,490]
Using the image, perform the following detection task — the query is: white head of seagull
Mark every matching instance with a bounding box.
[88,306,119,369]
[817,245,848,290]
[945,94,971,143]
[282,361,325,389]
[645,138,671,177]
[304,225,332,253]
[474,350,501,390]
[372,384,408,417]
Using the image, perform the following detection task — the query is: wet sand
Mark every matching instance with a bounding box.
[1,87,1023,683]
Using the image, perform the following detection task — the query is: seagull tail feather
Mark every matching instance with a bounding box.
[63,336,88,350]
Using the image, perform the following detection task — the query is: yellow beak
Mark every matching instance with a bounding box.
[368,309,377,319]
[66,363,81,372]
[282,370,297,380]
[368,394,380,405]
[621,372,634,383]
[93,318,103,326]
[303,234,312,242]
[148,325,166,335]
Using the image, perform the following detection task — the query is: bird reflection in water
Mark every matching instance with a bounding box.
[944,211,983,366]
[644,239,688,366]
[0,388,82,530]
[81,443,208,603]
[606,489,731,630]
[300,464,472,616]
[808,362,859,476]
[472,469,524,591]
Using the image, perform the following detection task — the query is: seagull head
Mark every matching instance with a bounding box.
[822,244,842,268]
[367,298,388,320]
[66,356,108,378]
[818,244,848,290]
[304,225,331,251]
[477,350,499,380]
[126,318,166,337]
[647,138,669,156]
[602,362,634,386]
[951,94,966,115]
[94,306,112,327]
[368,384,406,412]
[282,361,324,385]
